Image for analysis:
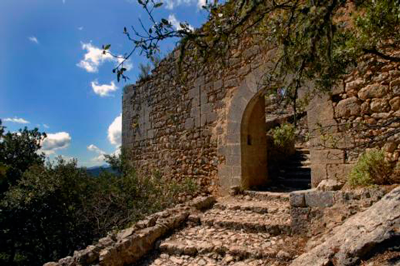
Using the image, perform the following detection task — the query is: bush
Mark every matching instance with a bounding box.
[0,154,199,266]
[267,123,296,163]
[348,149,393,187]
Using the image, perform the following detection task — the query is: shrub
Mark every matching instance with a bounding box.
[348,149,393,187]
[267,123,296,163]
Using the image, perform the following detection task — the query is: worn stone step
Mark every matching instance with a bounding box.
[200,208,291,235]
[136,252,275,266]
[242,190,290,202]
[294,148,310,154]
[214,196,287,214]
[159,226,295,260]
[279,169,311,176]
[283,163,311,169]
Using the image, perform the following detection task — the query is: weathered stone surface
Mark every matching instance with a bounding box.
[316,179,343,191]
[335,97,361,118]
[390,96,400,111]
[289,191,306,207]
[370,99,390,112]
[290,186,400,266]
[358,84,387,100]
[304,190,335,207]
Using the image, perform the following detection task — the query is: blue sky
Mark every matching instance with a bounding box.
[0,0,208,167]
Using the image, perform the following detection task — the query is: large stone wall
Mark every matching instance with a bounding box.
[307,54,400,186]
[122,37,281,193]
[123,36,399,193]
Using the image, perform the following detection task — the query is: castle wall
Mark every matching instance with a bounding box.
[308,54,400,186]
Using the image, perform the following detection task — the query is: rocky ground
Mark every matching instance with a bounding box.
[133,191,308,266]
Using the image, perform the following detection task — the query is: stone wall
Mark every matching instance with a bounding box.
[123,31,399,192]
[307,54,400,187]
[122,36,283,193]
[44,196,215,266]
[289,187,387,235]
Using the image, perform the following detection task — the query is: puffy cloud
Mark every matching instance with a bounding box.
[168,14,194,31]
[108,114,121,147]
[78,26,84,31]
[77,42,132,73]
[91,80,118,97]
[40,132,71,155]
[87,144,105,155]
[3,117,30,124]
[87,144,106,164]
[28,36,39,44]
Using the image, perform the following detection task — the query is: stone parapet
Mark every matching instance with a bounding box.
[43,196,215,266]
[289,188,386,235]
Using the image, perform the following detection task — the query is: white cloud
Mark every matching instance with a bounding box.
[78,26,84,31]
[3,117,30,124]
[43,124,50,129]
[40,132,71,155]
[77,42,132,73]
[91,80,118,97]
[28,36,39,44]
[62,0,66,3]
[197,0,206,9]
[87,144,106,164]
[168,14,194,31]
[108,114,121,147]
[87,144,105,155]
[162,0,197,10]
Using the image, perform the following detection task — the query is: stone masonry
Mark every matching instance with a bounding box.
[307,53,400,187]
[123,43,399,193]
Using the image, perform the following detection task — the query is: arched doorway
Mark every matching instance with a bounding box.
[218,66,270,192]
[240,94,268,189]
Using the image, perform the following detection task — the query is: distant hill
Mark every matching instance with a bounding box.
[86,165,119,177]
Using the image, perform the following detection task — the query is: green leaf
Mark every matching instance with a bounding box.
[161,18,169,25]
[104,44,111,50]
[154,2,163,8]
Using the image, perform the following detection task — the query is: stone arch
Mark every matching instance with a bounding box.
[218,66,269,192]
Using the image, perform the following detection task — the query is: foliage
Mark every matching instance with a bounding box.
[0,120,46,194]
[267,123,296,163]
[0,146,199,265]
[137,54,162,81]
[272,123,296,149]
[0,159,94,265]
[348,149,394,187]
[109,0,400,124]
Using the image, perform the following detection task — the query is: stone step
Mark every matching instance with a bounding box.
[242,190,290,202]
[283,163,311,169]
[200,208,291,235]
[214,196,288,214]
[137,252,275,266]
[278,178,311,190]
[279,169,311,176]
[159,226,295,260]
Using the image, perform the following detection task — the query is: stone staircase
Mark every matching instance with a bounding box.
[134,191,306,266]
[276,147,311,190]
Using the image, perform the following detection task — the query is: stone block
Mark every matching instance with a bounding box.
[305,190,335,207]
[335,97,361,118]
[326,163,354,183]
[311,149,345,164]
[290,191,306,207]
[311,164,327,187]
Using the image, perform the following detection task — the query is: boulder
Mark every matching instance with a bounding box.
[290,186,400,266]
